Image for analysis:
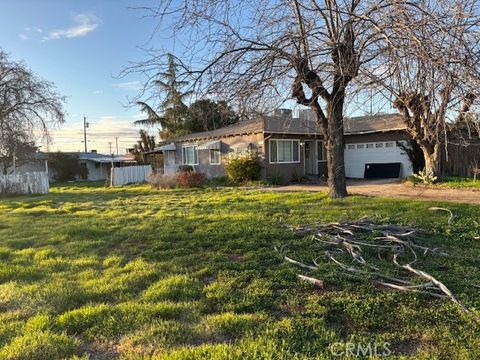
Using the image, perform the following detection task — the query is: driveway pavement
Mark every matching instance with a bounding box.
[273,179,480,204]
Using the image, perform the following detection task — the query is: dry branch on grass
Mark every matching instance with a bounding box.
[277,215,478,320]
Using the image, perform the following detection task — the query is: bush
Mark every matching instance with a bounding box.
[225,153,260,184]
[176,172,206,188]
[412,169,437,184]
[148,172,206,189]
[47,152,88,181]
[148,173,177,189]
[178,165,194,173]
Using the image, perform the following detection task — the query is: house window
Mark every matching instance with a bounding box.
[375,143,384,148]
[95,163,100,169]
[366,143,374,149]
[317,141,327,161]
[269,139,300,163]
[357,144,365,149]
[210,149,221,165]
[347,144,355,150]
[385,142,394,148]
[182,145,198,165]
[166,151,175,165]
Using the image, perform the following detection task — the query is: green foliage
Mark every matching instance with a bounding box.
[130,130,156,164]
[184,99,239,133]
[413,169,438,184]
[0,184,479,358]
[225,153,261,184]
[47,152,87,181]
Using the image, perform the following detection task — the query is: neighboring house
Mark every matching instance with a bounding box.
[1,151,137,182]
[75,152,137,181]
[154,109,414,181]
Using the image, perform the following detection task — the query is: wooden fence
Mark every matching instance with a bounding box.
[111,165,152,186]
[440,143,480,177]
[0,172,50,195]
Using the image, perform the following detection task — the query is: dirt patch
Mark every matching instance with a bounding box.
[272,180,480,204]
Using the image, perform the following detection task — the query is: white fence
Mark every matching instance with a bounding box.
[0,172,50,195]
[111,165,152,186]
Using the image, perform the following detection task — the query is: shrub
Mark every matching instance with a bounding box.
[47,152,88,181]
[412,170,437,184]
[148,173,177,189]
[225,153,260,184]
[178,165,194,173]
[176,172,206,188]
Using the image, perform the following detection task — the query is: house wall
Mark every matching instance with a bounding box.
[264,133,326,181]
[174,133,265,179]
[79,160,110,181]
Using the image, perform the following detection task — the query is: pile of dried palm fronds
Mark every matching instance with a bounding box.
[277,209,478,319]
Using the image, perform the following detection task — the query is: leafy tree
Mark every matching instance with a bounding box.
[130,130,156,164]
[134,54,192,140]
[185,99,238,133]
[47,153,87,181]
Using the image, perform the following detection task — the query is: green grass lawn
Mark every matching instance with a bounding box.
[0,183,479,359]
[437,177,480,189]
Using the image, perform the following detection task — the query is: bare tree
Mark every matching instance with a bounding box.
[363,0,480,177]
[0,50,65,170]
[123,0,407,198]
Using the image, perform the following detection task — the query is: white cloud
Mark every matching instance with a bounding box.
[43,14,100,41]
[19,33,29,40]
[112,81,143,91]
[92,90,104,95]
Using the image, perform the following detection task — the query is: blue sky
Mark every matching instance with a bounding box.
[0,0,161,153]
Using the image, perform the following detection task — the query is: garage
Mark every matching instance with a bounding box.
[344,141,413,179]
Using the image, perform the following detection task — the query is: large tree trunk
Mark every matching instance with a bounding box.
[420,143,441,177]
[325,96,348,198]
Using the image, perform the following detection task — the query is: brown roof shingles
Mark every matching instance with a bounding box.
[169,113,406,142]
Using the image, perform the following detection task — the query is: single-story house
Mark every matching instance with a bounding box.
[154,109,414,181]
[75,152,137,181]
[1,151,137,182]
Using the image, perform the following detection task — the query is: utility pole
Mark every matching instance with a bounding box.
[108,141,112,155]
[115,137,119,155]
[83,116,89,152]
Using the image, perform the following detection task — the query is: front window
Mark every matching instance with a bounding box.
[317,141,327,161]
[210,149,221,165]
[182,146,198,165]
[269,139,299,163]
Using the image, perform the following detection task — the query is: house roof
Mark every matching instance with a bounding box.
[169,118,264,142]
[167,112,406,143]
[343,113,405,135]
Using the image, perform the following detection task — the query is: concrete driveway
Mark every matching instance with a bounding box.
[273,179,480,204]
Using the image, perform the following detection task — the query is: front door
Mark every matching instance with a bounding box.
[304,141,317,175]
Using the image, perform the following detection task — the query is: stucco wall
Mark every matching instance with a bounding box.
[264,133,326,181]
[174,133,266,179]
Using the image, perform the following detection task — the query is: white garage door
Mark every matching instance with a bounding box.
[344,141,413,178]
